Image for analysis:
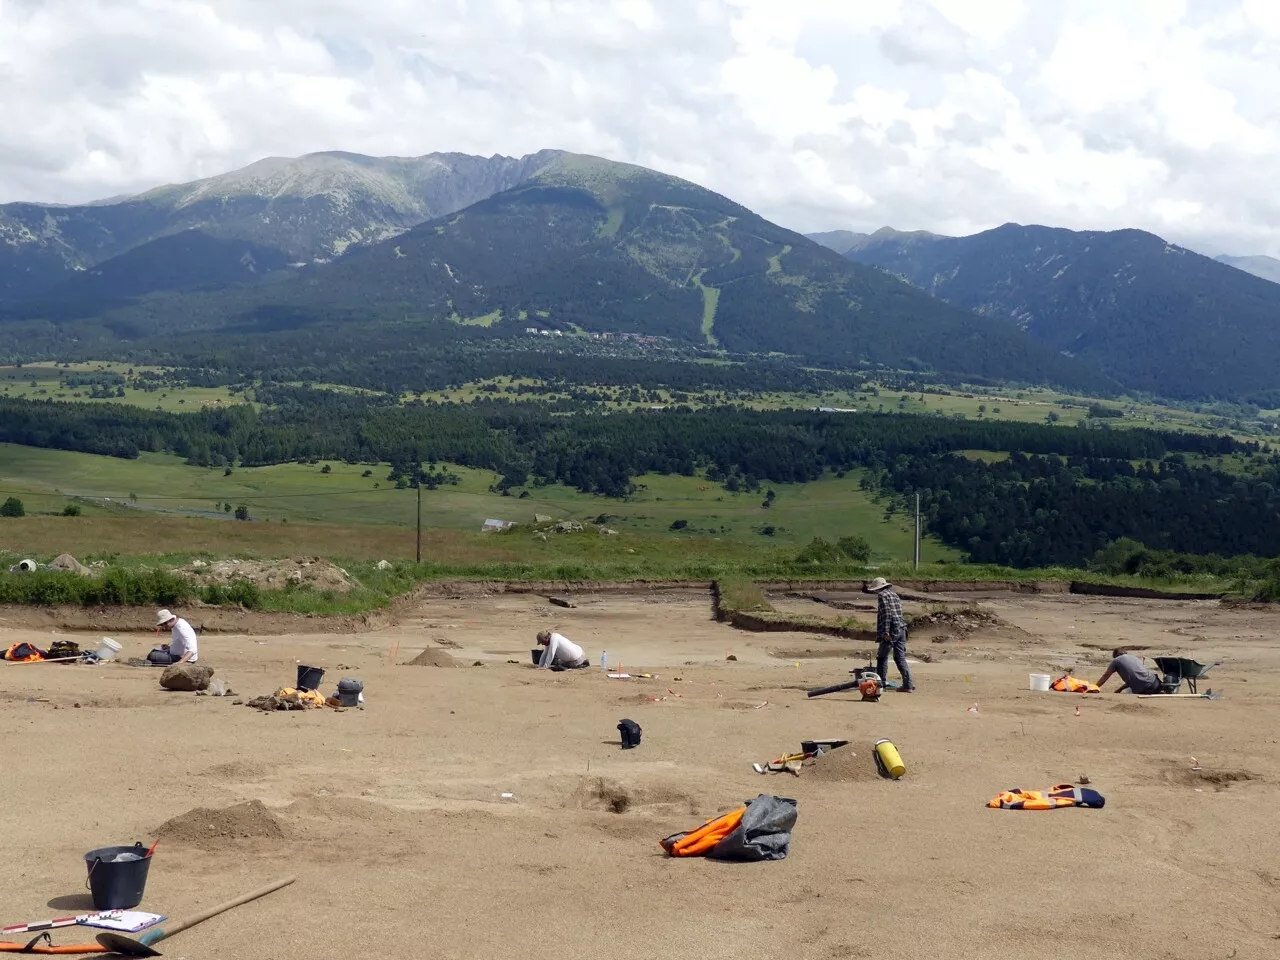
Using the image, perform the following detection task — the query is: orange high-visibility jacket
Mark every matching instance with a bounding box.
[660,806,746,857]
[988,784,1105,810]
[1051,674,1100,694]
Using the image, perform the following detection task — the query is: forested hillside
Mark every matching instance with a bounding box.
[842,223,1280,401]
[8,156,1110,393]
[2,391,1269,568]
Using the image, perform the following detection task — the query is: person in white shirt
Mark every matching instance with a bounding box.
[536,630,585,669]
[156,608,199,663]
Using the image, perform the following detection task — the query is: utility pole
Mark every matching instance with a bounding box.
[913,493,921,570]
[416,480,422,563]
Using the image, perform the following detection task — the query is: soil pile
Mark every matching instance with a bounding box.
[184,557,354,592]
[48,554,94,577]
[406,647,459,668]
[808,746,880,784]
[156,799,286,843]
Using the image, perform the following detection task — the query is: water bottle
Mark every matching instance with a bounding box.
[601,651,608,673]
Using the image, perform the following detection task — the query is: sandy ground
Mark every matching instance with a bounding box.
[2,591,1279,960]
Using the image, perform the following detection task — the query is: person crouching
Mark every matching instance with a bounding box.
[536,630,586,669]
[155,608,199,664]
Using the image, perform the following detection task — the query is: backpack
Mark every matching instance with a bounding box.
[618,719,642,749]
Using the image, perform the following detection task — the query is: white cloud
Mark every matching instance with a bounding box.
[1,0,1277,256]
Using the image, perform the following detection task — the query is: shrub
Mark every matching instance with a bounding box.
[62,503,82,517]
[202,578,262,609]
[836,535,872,564]
[0,497,24,518]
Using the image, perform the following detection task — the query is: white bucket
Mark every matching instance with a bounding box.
[1029,673,1052,692]
[95,637,122,662]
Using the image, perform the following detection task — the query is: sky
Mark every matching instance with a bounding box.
[1,0,1278,256]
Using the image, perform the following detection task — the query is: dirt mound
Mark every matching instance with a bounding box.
[570,778,699,816]
[910,606,1006,632]
[184,557,354,593]
[48,554,94,577]
[405,647,459,668]
[156,799,286,844]
[1161,761,1262,791]
[202,760,271,781]
[808,746,880,783]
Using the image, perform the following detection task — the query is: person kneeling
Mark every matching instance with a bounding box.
[536,630,586,670]
[1096,647,1161,695]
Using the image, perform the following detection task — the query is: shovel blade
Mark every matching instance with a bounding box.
[95,932,162,957]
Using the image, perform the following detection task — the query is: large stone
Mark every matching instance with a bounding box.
[160,663,215,692]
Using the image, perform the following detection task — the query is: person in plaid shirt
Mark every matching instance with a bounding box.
[868,577,915,692]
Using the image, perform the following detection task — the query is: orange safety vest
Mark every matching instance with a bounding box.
[1051,674,1100,694]
[988,784,1105,810]
[660,806,746,857]
[2,643,44,662]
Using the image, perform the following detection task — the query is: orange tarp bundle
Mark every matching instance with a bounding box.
[1051,674,1100,694]
[2,643,44,662]
[660,806,746,857]
[274,687,327,707]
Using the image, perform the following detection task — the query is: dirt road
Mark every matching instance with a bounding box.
[1,592,1277,959]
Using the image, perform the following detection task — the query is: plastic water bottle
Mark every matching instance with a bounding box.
[601,651,608,673]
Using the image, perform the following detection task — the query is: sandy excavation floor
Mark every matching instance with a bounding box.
[2,591,1279,960]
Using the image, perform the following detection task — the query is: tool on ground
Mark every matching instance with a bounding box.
[753,751,809,774]
[807,666,881,701]
[1,918,79,936]
[0,934,106,954]
[95,876,296,957]
[1137,689,1223,700]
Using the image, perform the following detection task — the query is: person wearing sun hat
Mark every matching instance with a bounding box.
[155,608,199,664]
[866,577,914,692]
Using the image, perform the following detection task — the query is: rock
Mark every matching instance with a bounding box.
[191,559,208,569]
[549,596,577,609]
[598,527,619,536]
[534,513,552,523]
[48,553,94,577]
[534,533,548,542]
[160,663,215,692]
[375,559,393,570]
[208,678,229,697]
[554,520,584,533]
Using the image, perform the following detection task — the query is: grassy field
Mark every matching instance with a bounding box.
[0,443,955,563]
[0,362,247,412]
[7,357,1271,441]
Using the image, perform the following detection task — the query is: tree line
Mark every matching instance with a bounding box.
[0,392,1267,566]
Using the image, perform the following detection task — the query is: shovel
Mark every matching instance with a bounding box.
[95,876,295,957]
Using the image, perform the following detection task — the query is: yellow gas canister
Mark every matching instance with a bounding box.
[875,739,905,778]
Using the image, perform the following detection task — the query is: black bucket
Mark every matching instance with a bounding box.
[530,648,543,665]
[85,843,151,911]
[296,664,325,691]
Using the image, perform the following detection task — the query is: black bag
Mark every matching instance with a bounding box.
[618,718,642,749]
[48,640,82,661]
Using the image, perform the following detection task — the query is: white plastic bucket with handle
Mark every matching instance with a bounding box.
[1029,673,1052,692]
[95,637,122,662]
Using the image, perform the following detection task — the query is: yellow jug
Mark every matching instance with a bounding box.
[875,739,905,779]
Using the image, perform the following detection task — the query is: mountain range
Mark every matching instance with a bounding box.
[0,150,559,300]
[2,149,1279,401]
[810,226,1280,401]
